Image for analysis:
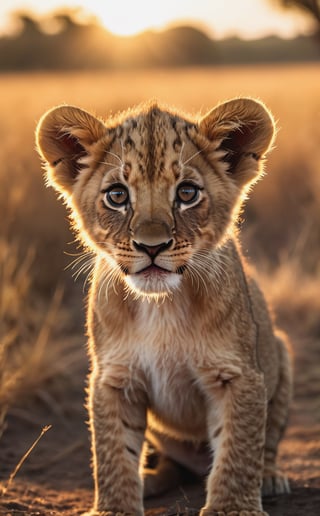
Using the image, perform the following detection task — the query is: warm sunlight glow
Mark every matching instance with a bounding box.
[0,0,315,39]
[74,0,314,38]
[87,1,171,36]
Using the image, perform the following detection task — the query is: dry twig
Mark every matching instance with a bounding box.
[1,425,52,497]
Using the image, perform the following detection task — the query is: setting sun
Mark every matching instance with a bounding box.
[87,0,173,36]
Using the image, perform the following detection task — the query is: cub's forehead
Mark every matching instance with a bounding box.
[126,108,196,144]
[104,107,199,182]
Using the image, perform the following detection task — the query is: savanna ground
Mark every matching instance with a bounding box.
[0,64,319,515]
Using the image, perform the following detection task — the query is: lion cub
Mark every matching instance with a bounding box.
[36,98,292,516]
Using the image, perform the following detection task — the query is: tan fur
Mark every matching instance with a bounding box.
[36,98,293,516]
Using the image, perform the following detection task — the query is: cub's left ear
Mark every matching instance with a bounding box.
[199,98,275,187]
[36,105,107,195]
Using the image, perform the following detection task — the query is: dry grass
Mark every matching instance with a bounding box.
[0,63,319,425]
[0,235,73,437]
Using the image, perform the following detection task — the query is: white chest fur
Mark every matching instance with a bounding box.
[129,299,214,441]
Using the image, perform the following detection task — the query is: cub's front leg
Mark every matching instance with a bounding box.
[199,365,268,516]
[85,365,147,516]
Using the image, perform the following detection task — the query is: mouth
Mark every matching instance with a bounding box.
[138,264,171,276]
[123,263,183,297]
[134,264,186,276]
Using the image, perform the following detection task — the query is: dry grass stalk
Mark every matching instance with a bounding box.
[0,424,52,497]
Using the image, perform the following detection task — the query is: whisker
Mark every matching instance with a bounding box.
[97,261,123,303]
[83,268,95,292]
[104,149,123,165]
[178,141,185,166]
[98,265,112,303]
[72,261,91,279]
[188,261,209,296]
[181,147,204,166]
[74,262,95,293]
[184,247,231,295]
[67,253,94,271]
[65,251,95,293]
[98,164,124,177]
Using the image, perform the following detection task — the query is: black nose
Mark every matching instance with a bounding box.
[133,239,173,259]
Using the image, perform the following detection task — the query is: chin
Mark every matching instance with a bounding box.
[124,268,182,300]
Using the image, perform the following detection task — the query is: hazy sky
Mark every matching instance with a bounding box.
[0,0,314,39]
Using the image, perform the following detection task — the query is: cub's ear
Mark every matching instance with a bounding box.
[36,105,106,194]
[199,98,275,187]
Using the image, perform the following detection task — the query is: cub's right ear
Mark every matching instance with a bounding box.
[36,105,106,195]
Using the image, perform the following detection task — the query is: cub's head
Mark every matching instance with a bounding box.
[36,99,275,299]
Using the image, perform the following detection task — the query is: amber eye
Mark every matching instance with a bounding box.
[103,184,129,208]
[176,182,200,205]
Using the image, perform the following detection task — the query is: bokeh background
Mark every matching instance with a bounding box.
[0,1,319,514]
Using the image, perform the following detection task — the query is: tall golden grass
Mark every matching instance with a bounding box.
[0,64,319,424]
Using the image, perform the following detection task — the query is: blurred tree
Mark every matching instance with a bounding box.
[0,9,318,70]
[274,1,320,35]
[155,26,218,66]
[1,13,45,69]
[0,10,113,70]
[17,14,42,35]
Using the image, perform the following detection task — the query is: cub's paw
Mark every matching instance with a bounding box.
[262,472,290,496]
[199,509,268,516]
